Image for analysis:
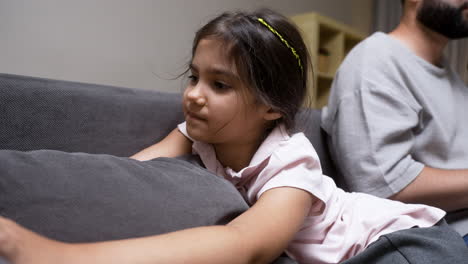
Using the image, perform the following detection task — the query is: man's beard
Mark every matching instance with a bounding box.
[417,0,468,39]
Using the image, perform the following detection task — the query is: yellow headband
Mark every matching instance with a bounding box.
[257,18,303,75]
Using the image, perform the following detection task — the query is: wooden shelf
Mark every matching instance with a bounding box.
[291,12,366,108]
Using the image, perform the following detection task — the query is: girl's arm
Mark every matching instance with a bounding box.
[0,187,315,264]
[130,128,192,161]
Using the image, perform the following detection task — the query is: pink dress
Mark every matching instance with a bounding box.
[178,122,445,264]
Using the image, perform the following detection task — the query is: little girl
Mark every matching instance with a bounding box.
[1,8,467,264]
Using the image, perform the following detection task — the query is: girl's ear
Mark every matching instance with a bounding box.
[263,108,282,121]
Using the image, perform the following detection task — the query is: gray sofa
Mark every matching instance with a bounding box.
[0,73,344,263]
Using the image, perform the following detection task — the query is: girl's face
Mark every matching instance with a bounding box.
[183,38,273,146]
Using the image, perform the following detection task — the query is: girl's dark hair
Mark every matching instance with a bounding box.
[190,8,311,131]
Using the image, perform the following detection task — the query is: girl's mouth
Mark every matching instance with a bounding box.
[186,111,206,122]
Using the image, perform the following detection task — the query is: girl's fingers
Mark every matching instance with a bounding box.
[0,216,19,258]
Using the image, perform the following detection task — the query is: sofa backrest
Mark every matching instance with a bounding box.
[0,73,345,189]
[0,73,185,157]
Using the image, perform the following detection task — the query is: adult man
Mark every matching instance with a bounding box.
[321,0,468,235]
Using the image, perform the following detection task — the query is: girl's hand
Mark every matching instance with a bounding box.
[0,216,69,264]
[130,128,192,161]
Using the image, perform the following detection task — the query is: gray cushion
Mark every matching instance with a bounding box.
[0,150,248,242]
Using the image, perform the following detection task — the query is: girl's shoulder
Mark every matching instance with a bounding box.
[252,124,318,163]
[275,127,319,160]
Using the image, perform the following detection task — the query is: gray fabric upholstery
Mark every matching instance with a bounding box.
[0,151,248,241]
[342,220,468,264]
[0,73,184,156]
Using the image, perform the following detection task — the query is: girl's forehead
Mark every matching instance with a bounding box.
[193,39,241,75]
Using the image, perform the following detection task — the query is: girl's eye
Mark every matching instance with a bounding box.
[213,81,231,91]
[188,75,198,84]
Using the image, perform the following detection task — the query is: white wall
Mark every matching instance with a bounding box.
[0,0,372,92]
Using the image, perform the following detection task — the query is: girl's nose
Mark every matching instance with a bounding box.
[186,84,207,107]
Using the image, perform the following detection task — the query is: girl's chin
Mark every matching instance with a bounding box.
[186,126,205,141]
[187,128,220,145]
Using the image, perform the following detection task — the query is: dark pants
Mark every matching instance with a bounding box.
[342,220,468,264]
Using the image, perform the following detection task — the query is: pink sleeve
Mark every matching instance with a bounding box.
[177,121,194,141]
[247,134,329,215]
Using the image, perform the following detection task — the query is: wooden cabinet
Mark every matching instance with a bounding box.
[291,12,366,108]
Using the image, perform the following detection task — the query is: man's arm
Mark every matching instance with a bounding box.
[130,128,192,161]
[391,167,468,212]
